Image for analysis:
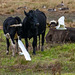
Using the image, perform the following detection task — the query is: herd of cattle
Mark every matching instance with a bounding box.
[3,9,75,57]
[3,9,46,56]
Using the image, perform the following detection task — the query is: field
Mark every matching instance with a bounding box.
[0,0,75,75]
[0,28,75,75]
[0,0,75,15]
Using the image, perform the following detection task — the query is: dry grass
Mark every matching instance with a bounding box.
[0,0,75,14]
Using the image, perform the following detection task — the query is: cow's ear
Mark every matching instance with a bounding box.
[24,10,28,16]
[56,22,58,26]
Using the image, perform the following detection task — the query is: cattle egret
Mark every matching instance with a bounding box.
[18,40,31,61]
[56,16,67,30]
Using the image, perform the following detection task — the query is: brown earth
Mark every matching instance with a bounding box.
[0,0,75,27]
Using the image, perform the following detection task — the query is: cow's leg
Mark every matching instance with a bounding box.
[39,35,40,49]
[36,36,37,50]
[10,38,15,56]
[6,38,10,55]
[16,39,18,54]
[25,38,28,51]
[32,36,37,54]
[41,32,45,51]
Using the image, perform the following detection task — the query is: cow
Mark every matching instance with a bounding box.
[65,27,75,43]
[49,20,58,28]
[19,9,46,54]
[3,16,22,56]
[46,27,75,44]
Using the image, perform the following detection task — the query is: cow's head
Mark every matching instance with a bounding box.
[49,20,58,28]
[24,10,39,29]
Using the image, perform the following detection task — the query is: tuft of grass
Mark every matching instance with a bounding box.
[10,9,15,13]
[14,56,30,65]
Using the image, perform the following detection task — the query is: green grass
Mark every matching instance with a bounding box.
[0,29,75,75]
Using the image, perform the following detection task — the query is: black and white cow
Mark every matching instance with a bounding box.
[48,20,58,28]
[3,16,22,56]
[20,9,46,54]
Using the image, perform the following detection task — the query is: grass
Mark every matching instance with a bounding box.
[0,28,75,75]
[0,0,75,74]
[0,0,75,15]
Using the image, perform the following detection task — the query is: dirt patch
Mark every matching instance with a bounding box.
[0,26,3,30]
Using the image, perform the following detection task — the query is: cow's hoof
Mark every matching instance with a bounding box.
[6,51,9,55]
[32,52,36,55]
[6,53,9,55]
[12,55,15,57]
[41,46,44,51]
[16,52,18,54]
[41,49,44,51]
[12,53,15,57]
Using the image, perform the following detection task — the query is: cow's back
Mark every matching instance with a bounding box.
[35,11,46,34]
[3,17,13,34]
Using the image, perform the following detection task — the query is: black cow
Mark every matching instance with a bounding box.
[3,16,22,56]
[20,10,46,54]
[65,27,75,42]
